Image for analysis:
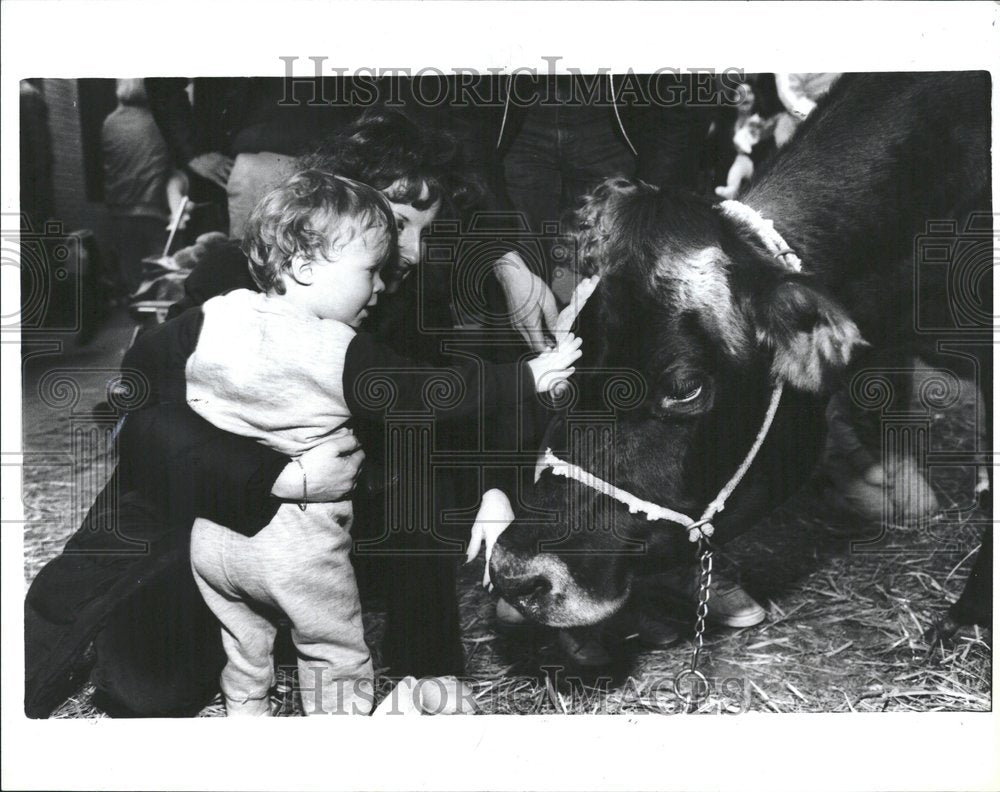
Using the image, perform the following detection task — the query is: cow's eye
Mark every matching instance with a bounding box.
[655,377,708,418]
[660,382,704,411]
[671,384,702,403]
[660,381,703,408]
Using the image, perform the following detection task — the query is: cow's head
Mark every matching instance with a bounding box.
[489,178,868,627]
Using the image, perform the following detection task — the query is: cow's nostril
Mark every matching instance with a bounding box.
[531,575,552,597]
[503,572,552,601]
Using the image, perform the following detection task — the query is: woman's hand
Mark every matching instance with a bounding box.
[494,251,560,352]
[271,429,365,502]
[527,333,583,395]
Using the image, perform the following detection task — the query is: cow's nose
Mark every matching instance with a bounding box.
[490,541,559,610]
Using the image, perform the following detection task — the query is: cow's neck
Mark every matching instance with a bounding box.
[711,387,830,544]
[740,75,987,291]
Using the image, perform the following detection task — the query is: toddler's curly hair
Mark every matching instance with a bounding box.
[244,170,396,294]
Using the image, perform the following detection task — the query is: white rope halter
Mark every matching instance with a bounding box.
[540,200,800,543]
[717,200,802,272]
[541,382,784,542]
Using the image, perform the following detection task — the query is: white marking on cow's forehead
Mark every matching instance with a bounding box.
[656,246,749,357]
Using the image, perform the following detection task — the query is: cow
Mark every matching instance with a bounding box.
[482,72,992,630]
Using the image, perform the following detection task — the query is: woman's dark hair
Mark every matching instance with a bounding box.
[299,108,486,216]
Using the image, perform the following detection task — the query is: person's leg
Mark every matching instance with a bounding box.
[631,106,712,191]
[503,107,563,273]
[715,153,755,200]
[100,215,126,302]
[29,484,224,718]
[190,518,278,716]
[91,556,225,716]
[949,335,992,627]
[562,109,635,198]
[379,479,466,679]
[352,410,466,680]
[113,215,167,296]
[258,504,374,715]
[557,108,634,301]
[772,113,801,149]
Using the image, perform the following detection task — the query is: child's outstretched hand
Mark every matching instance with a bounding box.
[528,333,583,395]
[552,275,601,342]
[466,488,515,589]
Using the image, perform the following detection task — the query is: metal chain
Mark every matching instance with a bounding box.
[673,538,714,711]
[690,540,714,672]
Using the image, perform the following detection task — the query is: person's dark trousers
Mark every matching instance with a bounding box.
[375,514,466,679]
[91,550,225,716]
[24,479,224,717]
[106,214,166,297]
[503,103,634,280]
[631,106,714,192]
[349,275,465,679]
[352,422,466,680]
[350,273,532,680]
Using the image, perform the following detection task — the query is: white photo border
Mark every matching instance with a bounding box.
[2,2,997,790]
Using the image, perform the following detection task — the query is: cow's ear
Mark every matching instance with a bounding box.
[757,278,868,392]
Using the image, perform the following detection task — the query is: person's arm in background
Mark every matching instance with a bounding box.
[475,151,561,354]
[492,250,560,352]
[436,87,560,352]
[774,73,817,120]
[165,170,191,231]
[144,78,234,190]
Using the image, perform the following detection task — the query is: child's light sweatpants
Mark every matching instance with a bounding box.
[190,501,373,716]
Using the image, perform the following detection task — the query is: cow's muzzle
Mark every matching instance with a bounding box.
[489,537,631,628]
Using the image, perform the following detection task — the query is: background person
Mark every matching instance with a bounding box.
[144,77,360,237]
[772,72,840,147]
[101,79,187,298]
[499,73,716,303]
